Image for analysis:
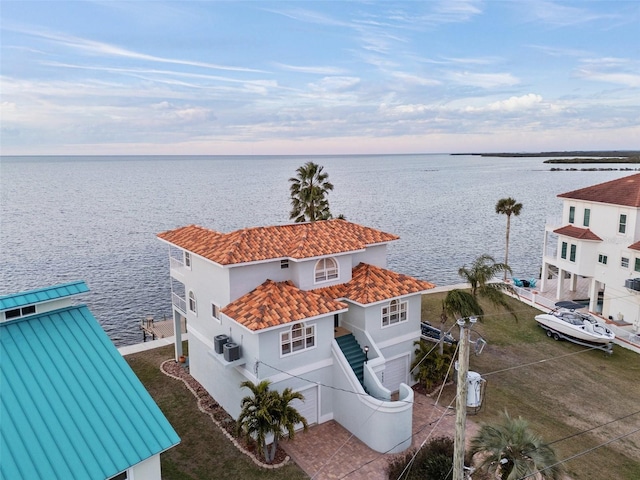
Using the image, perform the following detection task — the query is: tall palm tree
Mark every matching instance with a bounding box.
[470,412,563,480]
[289,161,334,222]
[439,289,483,354]
[495,197,523,281]
[458,254,517,319]
[236,380,308,463]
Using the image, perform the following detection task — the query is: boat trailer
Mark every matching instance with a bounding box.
[538,324,614,355]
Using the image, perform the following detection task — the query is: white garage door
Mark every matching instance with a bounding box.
[383,355,409,392]
[292,385,318,428]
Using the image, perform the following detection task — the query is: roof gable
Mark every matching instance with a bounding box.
[314,263,436,304]
[553,225,602,241]
[558,173,640,207]
[0,305,180,479]
[0,281,89,311]
[157,219,399,266]
[222,280,347,331]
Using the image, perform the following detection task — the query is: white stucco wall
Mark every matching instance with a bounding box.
[130,454,162,480]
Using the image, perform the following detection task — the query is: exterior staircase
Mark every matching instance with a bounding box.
[336,334,367,387]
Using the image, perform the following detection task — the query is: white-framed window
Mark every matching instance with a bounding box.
[188,290,197,314]
[314,257,338,283]
[281,323,315,356]
[621,257,630,268]
[569,206,575,223]
[211,303,220,321]
[598,254,608,265]
[5,305,36,320]
[583,208,591,227]
[184,251,192,269]
[281,259,289,269]
[382,299,408,327]
[619,214,627,234]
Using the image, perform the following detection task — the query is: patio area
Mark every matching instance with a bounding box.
[282,389,479,480]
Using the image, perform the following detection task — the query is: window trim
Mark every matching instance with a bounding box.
[4,305,36,320]
[583,208,591,227]
[381,299,408,327]
[569,206,575,224]
[619,214,627,234]
[569,244,577,262]
[280,322,316,356]
[280,259,289,269]
[621,256,630,269]
[598,254,608,265]
[211,302,221,322]
[561,241,568,260]
[188,290,197,314]
[635,258,640,273]
[184,251,192,269]
[314,257,339,283]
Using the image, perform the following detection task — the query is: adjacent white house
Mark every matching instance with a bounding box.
[540,173,640,330]
[157,219,435,453]
[0,281,180,480]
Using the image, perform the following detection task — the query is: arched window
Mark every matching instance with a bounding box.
[382,299,407,327]
[315,257,338,283]
[188,291,197,314]
[281,323,315,356]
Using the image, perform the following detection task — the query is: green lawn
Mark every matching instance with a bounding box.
[422,291,640,480]
[125,346,308,480]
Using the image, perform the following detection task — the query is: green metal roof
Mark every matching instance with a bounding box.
[0,281,90,311]
[1,304,180,480]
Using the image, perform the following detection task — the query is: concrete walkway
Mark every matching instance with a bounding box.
[282,390,479,480]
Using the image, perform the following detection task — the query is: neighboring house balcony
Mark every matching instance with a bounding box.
[169,256,190,279]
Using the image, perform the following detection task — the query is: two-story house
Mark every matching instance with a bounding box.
[157,219,435,453]
[540,173,640,327]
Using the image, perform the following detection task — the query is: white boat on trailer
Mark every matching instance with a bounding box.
[535,301,615,352]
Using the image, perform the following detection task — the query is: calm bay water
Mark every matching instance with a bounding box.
[0,154,634,346]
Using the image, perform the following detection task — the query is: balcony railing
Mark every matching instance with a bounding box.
[170,257,185,270]
[172,292,187,313]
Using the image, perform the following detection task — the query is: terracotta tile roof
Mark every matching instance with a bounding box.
[553,225,602,241]
[314,263,435,305]
[157,219,399,265]
[222,280,347,331]
[558,173,640,207]
[628,241,640,251]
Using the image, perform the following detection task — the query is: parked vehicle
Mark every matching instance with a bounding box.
[534,301,615,345]
[421,321,457,344]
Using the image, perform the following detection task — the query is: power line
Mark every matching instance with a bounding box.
[517,426,640,480]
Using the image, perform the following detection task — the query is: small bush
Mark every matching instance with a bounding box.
[386,436,455,480]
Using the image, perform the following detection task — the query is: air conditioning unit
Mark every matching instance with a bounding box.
[223,342,240,362]
[214,334,229,354]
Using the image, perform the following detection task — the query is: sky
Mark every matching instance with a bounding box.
[1,1,639,156]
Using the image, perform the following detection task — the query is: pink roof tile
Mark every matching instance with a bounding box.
[558,173,640,207]
[222,280,347,331]
[157,220,399,265]
[314,263,435,305]
[553,225,602,241]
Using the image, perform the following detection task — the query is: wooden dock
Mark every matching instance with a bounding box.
[140,315,187,342]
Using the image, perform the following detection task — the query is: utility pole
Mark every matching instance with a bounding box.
[453,316,476,480]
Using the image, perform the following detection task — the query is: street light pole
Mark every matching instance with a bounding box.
[453,316,476,480]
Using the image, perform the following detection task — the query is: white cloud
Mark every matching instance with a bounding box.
[575,69,640,88]
[391,72,442,86]
[448,71,520,88]
[465,93,544,112]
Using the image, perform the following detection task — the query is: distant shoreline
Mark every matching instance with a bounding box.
[452,150,640,159]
